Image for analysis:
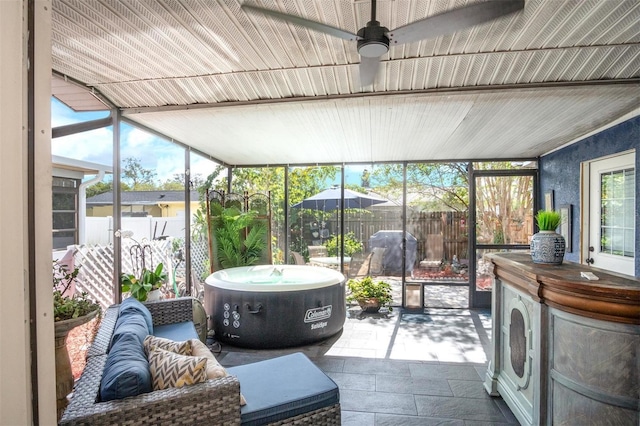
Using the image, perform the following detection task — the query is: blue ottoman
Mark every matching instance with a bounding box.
[227,352,340,425]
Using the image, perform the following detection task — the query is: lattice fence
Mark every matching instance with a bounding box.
[70,237,209,308]
[71,239,175,309]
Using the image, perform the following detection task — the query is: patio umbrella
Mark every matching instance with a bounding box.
[291,187,388,211]
[291,187,388,241]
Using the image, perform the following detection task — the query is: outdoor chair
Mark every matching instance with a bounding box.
[291,251,306,265]
[368,247,386,275]
[347,252,370,278]
[420,234,444,269]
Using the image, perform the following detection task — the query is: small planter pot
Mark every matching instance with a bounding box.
[146,289,163,301]
[530,231,566,265]
[358,298,383,313]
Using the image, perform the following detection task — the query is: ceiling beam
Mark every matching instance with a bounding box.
[122,78,640,115]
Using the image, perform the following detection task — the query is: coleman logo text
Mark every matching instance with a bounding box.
[304,305,332,323]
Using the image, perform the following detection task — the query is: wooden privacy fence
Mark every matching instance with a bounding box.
[315,210,470,265]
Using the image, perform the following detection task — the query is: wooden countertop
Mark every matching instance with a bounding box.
[487,252,640,324]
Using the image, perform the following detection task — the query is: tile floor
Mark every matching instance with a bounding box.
[217,306,519,425]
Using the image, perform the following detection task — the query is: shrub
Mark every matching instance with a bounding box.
[324,232,363,257]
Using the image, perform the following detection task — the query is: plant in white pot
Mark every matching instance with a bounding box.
[120,262,167,302]
[530,210,566,265]
[117,229,168,301]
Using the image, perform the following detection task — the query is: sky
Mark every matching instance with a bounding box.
[51,98,219,185]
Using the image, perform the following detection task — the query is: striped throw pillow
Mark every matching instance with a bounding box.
[148,347,207,390]
[143,335,192,356]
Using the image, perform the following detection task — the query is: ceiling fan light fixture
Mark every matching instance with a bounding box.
[358,40,389,57]
[357,23,389,58]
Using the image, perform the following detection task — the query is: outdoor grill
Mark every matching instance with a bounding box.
[368,230,417,275]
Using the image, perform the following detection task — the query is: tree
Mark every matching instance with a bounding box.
[85,181,113,198]
[159,173,206,190]
[122,157,156,190]
[85,180,132,197]
[474,168,533,244]
[361,169,370,188]
[372,163,469,212]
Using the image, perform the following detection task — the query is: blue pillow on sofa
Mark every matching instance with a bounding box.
[100,332,152,401]
[110,309,150,349]
[118,297,153,334]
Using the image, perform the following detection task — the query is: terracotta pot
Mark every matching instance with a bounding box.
[358,298,382,313]
[55,309,99,420]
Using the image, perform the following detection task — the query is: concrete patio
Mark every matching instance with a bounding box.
[217,307,519,425]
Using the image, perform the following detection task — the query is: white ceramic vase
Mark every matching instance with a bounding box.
[146,289,163,301]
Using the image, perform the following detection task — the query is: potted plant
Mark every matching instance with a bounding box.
[121,262,167,302]
[346,276,393,313]
[53,262,101,322]
[53,261,101,420]
[530,210,566,265]
[117,229,169,301]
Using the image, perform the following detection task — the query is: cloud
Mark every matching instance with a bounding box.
[190,156,221,180]
[51,127,113,165]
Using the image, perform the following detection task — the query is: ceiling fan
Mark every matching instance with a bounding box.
[242,0,524,86]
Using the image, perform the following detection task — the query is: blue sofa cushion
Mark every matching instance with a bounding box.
[153,321,199,342]
[227,352,339,425]
[118,297,153,334]
[109,308,150,351]
[100,332,152,401]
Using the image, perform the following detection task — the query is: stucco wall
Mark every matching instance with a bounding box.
[1,1,57,424]
[540,115,640,277]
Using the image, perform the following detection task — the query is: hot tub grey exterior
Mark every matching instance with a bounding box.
[205,274,346,348]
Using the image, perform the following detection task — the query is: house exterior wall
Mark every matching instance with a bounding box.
[540,114,640,277]
[166,201,200,217]
[88,201,199,217]
[1,1,57,424]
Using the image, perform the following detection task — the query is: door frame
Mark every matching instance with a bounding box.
[469,166,538,308]
[580,149,636,274]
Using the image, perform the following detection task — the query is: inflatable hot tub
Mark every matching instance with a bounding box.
[204,265,346,348]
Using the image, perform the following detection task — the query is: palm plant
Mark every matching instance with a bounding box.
[211,205,268,269]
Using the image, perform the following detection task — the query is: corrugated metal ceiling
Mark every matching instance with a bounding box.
[51,0,640,165]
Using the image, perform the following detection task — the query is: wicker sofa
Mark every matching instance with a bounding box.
[60,297,341,426]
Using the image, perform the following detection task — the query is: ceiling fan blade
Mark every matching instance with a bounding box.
[389,0,524,45]
[359,56,380,87]
[242,4,358,41]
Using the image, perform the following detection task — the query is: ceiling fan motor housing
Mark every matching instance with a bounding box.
[357,21,390,57]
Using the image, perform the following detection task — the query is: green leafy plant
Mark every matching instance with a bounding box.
[346,276,393,311]
[120,263,167,302]
[53,262,101,322]
[324,232,363,257]
[211,205,268,269]
[535,210,561,231]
